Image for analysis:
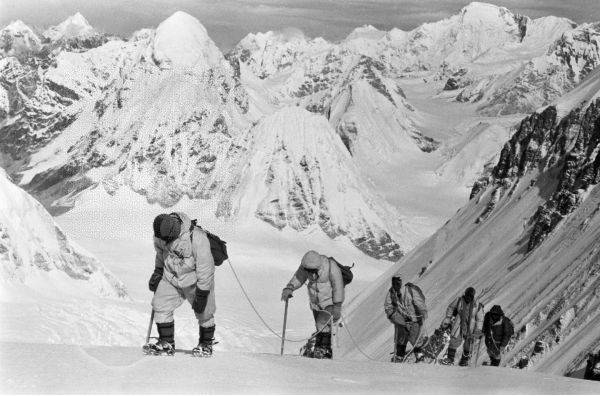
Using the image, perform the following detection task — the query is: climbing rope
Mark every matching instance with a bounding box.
[227,258,331,343]
[340,314,381,362]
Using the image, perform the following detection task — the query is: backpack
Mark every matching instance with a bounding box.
[328,256,354,286]
[189,219,228,266]
[406,282,427,320]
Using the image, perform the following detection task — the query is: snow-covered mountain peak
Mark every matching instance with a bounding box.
[454,1,520,36]
[459,1,511,19]
[220,106,405,260]
[0,20,42,56]
[152,11,223,71]
[3,19,34,34]
[43,12,95,41]
[346,25,386,41]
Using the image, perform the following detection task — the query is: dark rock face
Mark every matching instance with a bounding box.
[409,130,440,153]
[444,77,460,91]
[514,15,528,42]
[471,98,600,251]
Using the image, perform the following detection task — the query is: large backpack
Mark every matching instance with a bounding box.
[328,256,354,286]
[406,282,428,320]
[189,219,228,266]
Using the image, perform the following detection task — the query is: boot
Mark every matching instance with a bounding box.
[414,346,425,363]
[392,344,407,362]
[193,325,215,357]
[440,348,456,365]
[144,321,175,355]
[459,351,471,366]
[313,333,332,359]
[490,357,501,366]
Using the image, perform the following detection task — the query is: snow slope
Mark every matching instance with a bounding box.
[339,72,600,376]
[0,169,126,298]
[217,106,407,259]
[2,342,599,394]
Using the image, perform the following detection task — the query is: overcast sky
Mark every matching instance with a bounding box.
[1,0,599,51]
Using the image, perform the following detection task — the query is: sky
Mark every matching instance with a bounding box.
[1,0,599,51]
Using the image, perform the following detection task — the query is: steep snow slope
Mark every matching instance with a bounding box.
[2,342,599,394]
[217,106,407,259]
[340,72,600,376]
[0,169,126,298]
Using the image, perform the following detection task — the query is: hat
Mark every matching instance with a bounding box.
[153,214,170,238]
[158,214,181,242]
[489,305,504,316]
[464,287,475,298]
[301,250,322,270]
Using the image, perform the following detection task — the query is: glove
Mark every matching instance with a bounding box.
[332,302,342,322]
[148,268,164,292]
[441,317,452,329]
[281,288,293,301]
[389,312,407,327]
[472,329,483,339]
[192,288,210,314]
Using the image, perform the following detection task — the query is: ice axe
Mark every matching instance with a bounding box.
[472,335,483,367]
[145,309,155,344]
[280,297,290,356]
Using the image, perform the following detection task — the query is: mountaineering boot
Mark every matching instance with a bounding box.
[414,347,425,363]
[300,337,315,358]
[313,333,332,359]
[440,348,456,365]
[391,344,407,363]
[459,352,470,367]
[193,325,215,357]
[490,357,501,367]
[144,321,175,356]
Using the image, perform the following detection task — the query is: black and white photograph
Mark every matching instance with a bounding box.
[1,0,600,393]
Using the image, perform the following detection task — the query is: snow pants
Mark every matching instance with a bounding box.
[395,322,421,348]
[487,346,502,360]
[313,306,334,334]
[152,279,215,328]
[449,335,474,356]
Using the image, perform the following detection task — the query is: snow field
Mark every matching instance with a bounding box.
[2,342,599,394]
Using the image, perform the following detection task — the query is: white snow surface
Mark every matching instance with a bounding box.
[2,342,599,394]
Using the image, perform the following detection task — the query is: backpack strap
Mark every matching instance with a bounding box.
[189,219,199,243]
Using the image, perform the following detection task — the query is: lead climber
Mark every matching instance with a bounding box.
[144,212,216,357]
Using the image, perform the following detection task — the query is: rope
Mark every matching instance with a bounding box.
[340,314,380,362]
[400,321,427,363]
[227,258,329,343]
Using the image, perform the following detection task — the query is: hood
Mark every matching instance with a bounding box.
[173,212,192,237]
[489,304,504,316]
[301,250,324,270]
